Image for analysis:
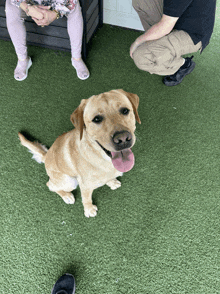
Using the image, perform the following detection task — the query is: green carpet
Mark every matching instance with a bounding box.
[1,9,220,293]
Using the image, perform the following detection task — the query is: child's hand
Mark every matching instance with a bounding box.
[32,6,57,26]
[27,5,44,20]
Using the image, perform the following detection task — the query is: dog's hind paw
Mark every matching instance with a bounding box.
[84,204,98,218]
[62,193,75,204]
[106,179,121,190]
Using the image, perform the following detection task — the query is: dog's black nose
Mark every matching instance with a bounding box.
[112,131,132,150]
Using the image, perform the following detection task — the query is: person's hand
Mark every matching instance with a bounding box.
[130,39,141,59]
[32,6,57,26]
[26,5,44,20]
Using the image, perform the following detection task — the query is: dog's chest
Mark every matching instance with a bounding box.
[79,161,123,189]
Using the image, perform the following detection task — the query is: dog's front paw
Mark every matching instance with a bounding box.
[84,204,98,218]
[63,193,75,204]
[106,179,121,190]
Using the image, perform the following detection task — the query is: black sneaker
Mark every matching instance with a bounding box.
[163,56,195,86]
[51,274,76,294]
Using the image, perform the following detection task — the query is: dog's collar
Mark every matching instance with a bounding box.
[96,141,112,158]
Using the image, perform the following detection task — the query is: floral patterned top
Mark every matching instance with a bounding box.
[12,0,77,17]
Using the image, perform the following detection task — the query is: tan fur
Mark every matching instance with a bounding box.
[18,89,141,217]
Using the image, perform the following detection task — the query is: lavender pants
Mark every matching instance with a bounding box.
[5,0,83,60]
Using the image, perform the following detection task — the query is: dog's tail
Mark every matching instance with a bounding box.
[18,132,48,164]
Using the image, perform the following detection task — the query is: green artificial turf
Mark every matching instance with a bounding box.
[1,10,220,293]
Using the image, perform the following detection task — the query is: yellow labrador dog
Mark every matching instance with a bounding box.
[18,89,141,217]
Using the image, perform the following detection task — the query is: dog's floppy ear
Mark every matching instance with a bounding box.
[118,89,141,124]
[70,99,88,140]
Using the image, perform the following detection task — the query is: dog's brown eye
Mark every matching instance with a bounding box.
[120,108,130,115]
[92,115,103,124]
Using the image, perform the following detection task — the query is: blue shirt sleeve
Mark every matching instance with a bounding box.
[163,0,194,17]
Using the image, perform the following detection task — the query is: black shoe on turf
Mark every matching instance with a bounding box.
[51,274,76,294]
[163,56,195,86]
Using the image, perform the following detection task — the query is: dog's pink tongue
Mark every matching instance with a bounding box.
[111,149,134,172]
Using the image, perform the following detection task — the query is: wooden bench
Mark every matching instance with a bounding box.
[0,0,103,60]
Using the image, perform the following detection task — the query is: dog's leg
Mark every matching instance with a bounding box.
[80,187,98,218]
[46,180,75,204]
[56,190,75,204]
[106,179,121,190]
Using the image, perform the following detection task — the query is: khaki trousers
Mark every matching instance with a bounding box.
[132,0,202,75]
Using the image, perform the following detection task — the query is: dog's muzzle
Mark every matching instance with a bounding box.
[112,131,132,151]
[96,131,135,173]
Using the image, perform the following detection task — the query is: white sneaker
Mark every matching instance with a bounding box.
[72,58,90,80]
[14,57,32,81]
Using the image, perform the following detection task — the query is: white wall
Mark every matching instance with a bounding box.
[103,0,144,31]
